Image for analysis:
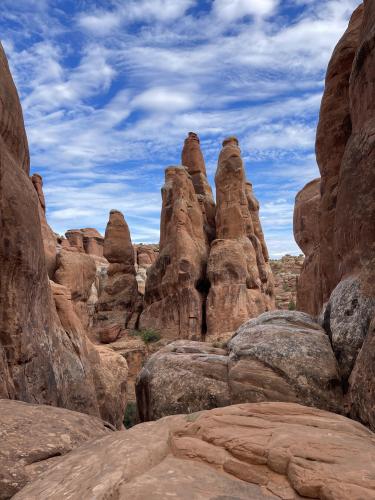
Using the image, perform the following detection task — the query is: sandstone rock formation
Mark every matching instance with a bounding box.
[0,399,109,499]
[0,41,102,414]
[206,137,274,338]
[95,210,138,342]
[140,167,209,339]
[181,132,216,242]
[136,311,342,421]
[51,281,128,429]
[134,244,158,295]
[270,254,304,309]
[13,403,375,500]
[54,249,97,330]
[64,228,104,257]
[293,178,321,315]
[30,173,57,278]
[293,2,375,431]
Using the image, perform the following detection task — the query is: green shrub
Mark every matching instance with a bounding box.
[288,299,296,311]
[124,402,138,429]
[128,328,161,343]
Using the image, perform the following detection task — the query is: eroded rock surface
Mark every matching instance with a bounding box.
[136,311,342,421]
[0,399,109,499]
[270,255,304,310]
[206,137,274,339]
[95,210,139,342]
[14,403,375,500]
[140,167,209,339]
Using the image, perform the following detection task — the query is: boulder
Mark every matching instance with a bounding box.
[293,178,322,315]
[140,167,209,339]
[136,311,343,421]
[13,403,375,500]
[0,41,101,414]
[206,137,274,339]
[321,276,375,384]
[181,132,216,242]
[0,399,109,499]
[95,210,139,341]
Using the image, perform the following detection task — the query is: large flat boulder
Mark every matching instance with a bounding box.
[13,402,375,500]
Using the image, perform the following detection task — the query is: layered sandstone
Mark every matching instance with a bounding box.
[0,399,110,499]
[134,244,158,295]
[181,132,216,241]
[270,254,304,309]
[293,178,321,315]
[64,227,104,257]
[31,173,57,278]
[95,210,138,342]
[0,41,102,414]
[140,167,209,339]
[14,403,375,500]
[136,311,342,421]
[206,137,274,338]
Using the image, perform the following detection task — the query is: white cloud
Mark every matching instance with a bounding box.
[213,0,279,21]
[131,86,197,112]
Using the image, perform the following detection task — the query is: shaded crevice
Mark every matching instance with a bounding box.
[195,277,211,341]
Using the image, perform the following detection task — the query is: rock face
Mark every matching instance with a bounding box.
[14,402,375,500]
[54,249,97,330]
[206,137,274,338]
[293,178,321,315]
[0,41,102,414]
[140,167,209,339]
[181,132,216,242]
[293,2,375,431]
[0,399,109,499]
[134,244,158,295]
[64,228,104,257]
[95,210,139,342]
[30,173,57,278]
[136,311,342,421]
[270,254,304,310]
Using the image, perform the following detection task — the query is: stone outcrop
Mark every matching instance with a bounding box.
[95,210,138,343]
[50,281,128,429]
[134,244,158,295]
[0,41,103,414]
[0,399,109,499]
[54,249,97,330]
[270,254,304,310]
[181,132,216,242]
[136,311,342,421]
[293,2,375,431]
[293,178,321,315]
[206,137,274,339]
[30,173,57,278]
[140,167,209,339]
[14,402,375,500]
[64,228,104,257]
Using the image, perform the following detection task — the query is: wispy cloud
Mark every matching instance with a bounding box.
[0,0,361,255]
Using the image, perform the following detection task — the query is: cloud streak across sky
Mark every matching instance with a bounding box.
[1,0,361,256]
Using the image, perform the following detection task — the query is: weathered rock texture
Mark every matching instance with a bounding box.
[0,41,103,414]
[140,167,209,339]
[14,403,375,500]
[50,281,128,429]
[64,228,104,257]
[293,2,375,431]
[134,244,158,295]
[54,249,97,330]
[293,178,321,315]
[0,399,109,499]
[181,132,216,242]
[270,254,304,310]
[95,210,139,342]
[136,311,342,421]
[31,173,57,278]
[206,137,274,338]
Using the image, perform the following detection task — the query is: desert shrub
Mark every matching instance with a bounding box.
[140,329,161,344]
[124,402,138,428]
[288,299,296,311]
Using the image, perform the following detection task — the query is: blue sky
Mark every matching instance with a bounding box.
[1,0,361,257]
